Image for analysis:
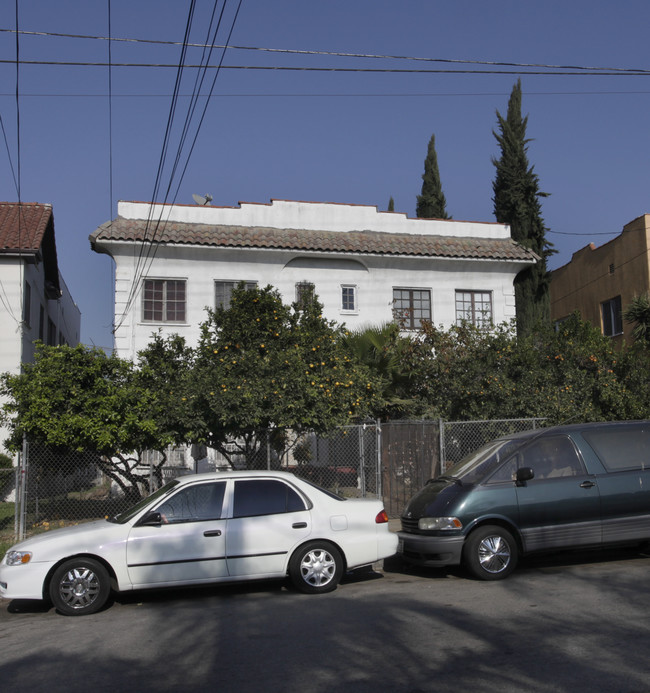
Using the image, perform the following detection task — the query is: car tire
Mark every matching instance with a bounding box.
[288,541,344,594]
[49,557,111,616]
[463,525,518,580]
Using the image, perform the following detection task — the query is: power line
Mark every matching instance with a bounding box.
[114,0,245,333]
[14,0,24,329]
[0,111,18,192]
[5,90,650,98]
[3,60,650,76]
[2,28,649,75]
[548,229,620,237]
[116,0,200,330]
[106,0,116,346]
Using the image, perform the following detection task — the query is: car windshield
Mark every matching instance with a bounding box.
[443,439,523,485]
[109,480,180,524]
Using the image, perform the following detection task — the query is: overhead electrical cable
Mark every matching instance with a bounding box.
[124,0,221,316]
[106,0,116,341]
[2,28,649,75]
[0,111,18,193]
[115,0,199,330]
[169,0,244,204]
[115,0,244,332]
[131,0,245,324]
[3,60,650,76]
[14,0,24,327]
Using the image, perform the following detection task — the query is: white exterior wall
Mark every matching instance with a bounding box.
[0,258,24,378]
[119,199,511,240]
[107,199,525,361]
[0,256,81,453]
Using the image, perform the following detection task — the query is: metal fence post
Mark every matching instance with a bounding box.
[18,435,28,541]
[375,420,382,499]
[358,424,366,497]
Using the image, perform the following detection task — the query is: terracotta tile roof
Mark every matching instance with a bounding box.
[91,217,538,262]
[0,202,53,252]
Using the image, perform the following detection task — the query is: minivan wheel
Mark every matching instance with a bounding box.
[464,525,518,580]
[288,541,344,594]
[49,557,111,616]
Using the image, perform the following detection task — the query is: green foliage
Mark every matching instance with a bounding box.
[1,344,140,454]
[623,293,650,343]
[0,343,194,498]
[387,196,395,212]
[135,332,199,444]
[492,79,554,335]
[343,323,421,420]
[0,452,12,469]
[387,315,650,424]
[416,134,450,219]
[191,285,379,465]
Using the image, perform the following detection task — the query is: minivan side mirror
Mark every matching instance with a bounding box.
[515,467,534,485]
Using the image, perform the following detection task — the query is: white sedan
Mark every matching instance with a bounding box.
[0,470,398,616]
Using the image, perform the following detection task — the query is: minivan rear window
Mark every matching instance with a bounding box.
[583,424,650,471]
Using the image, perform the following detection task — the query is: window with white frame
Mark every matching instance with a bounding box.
[215,280,257,309]
[143,279,186,322]
[601,296,623,336]
[455,290,493,327]
[392,288,431,330]
[341,285,357,312]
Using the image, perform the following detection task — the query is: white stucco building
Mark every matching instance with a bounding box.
[0,202,81,451]
[90,199,538,360]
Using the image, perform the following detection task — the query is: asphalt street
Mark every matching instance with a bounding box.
[2,545,650,693]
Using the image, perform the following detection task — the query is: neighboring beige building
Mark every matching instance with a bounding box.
[550,214,650,347]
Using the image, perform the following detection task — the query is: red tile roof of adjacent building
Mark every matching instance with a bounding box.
[91,217,538,263]
[0,202,61,295]
[0,202,54,252]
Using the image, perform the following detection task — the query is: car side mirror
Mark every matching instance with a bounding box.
[138,511,163,526]
[515,467,534,486]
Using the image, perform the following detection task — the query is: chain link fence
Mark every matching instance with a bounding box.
[4,418,546,544]
[441,418,547,469]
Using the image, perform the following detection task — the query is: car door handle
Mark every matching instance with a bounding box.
[292,522,308,529]
[580,480,596,488]
[203,529,222,537]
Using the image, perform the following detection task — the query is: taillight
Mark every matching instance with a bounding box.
[375,509,389,524]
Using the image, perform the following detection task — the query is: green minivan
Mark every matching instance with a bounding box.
[398,421,650,580]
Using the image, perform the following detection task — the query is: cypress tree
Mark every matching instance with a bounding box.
[492,79,554,336]
[387,196,395,212]
[416,134,450,219]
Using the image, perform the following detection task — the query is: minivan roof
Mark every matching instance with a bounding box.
[499,420,650,443]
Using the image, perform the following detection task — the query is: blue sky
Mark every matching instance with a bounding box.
[2,0,650,351]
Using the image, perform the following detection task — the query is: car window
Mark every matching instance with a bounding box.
[445,439,523,485]
[233,479,307,518]
[520,436,584,480]
[155,481,226,524]
[111,480,180,524]
[583,424,650,471]
[487,456,519,483]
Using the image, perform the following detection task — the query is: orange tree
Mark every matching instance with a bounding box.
[190,284,379,467]
[0,342,194,499]
[398,314,650,424]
